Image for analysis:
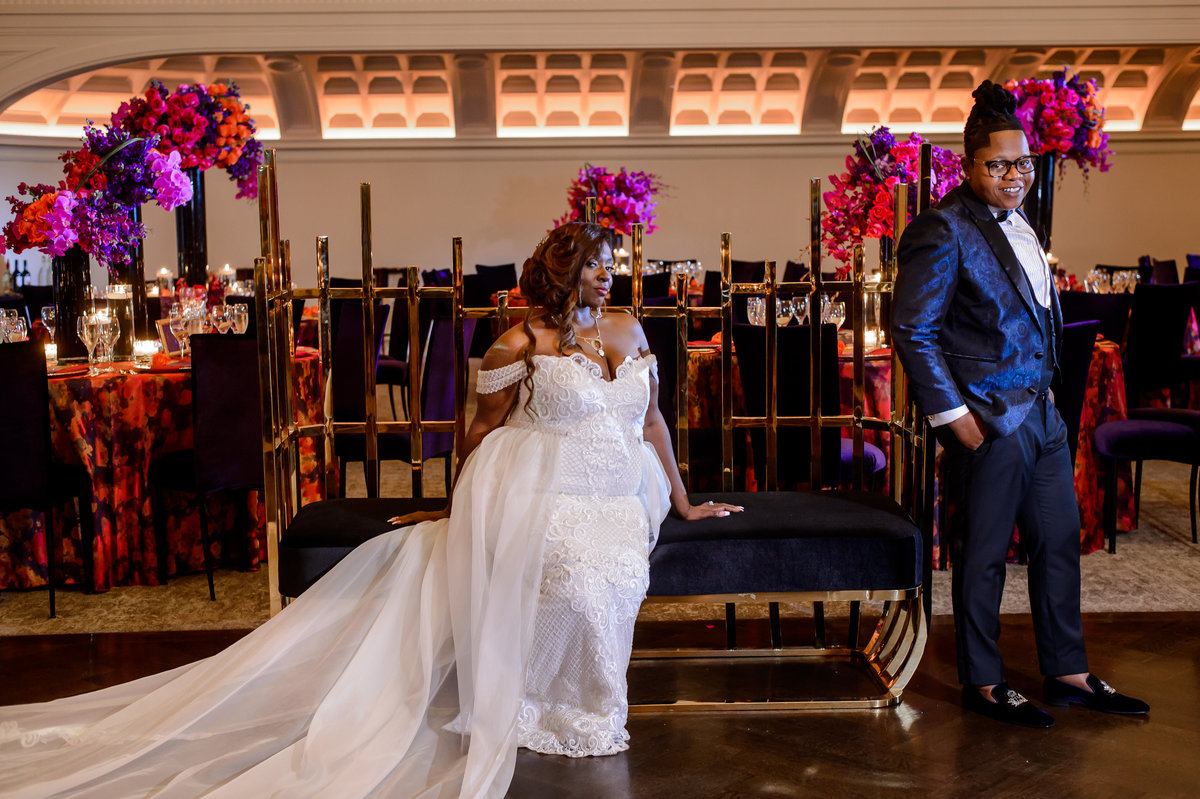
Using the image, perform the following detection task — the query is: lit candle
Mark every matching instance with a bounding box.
[44,342,57,363]
[134,339,159,365]
[864,329,879,348]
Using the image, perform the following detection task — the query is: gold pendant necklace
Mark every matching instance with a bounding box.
[575,313,605,358]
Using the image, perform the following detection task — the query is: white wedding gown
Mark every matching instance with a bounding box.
[0,353,670,799]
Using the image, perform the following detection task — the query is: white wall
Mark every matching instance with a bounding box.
[3,134,1199,288]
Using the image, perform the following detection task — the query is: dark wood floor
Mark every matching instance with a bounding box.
[2,613,1197,798]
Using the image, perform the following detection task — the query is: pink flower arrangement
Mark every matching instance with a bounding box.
[555,164,664,236]
[112,80,263,199]
[822,126,962,267]
[1005,68,1112,174]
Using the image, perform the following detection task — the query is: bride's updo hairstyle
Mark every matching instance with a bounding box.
[516,221,613,411]
[963,80,1025,157]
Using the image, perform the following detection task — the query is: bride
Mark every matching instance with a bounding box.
[0,222,741,798]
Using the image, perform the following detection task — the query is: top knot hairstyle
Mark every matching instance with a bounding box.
[963,80,1026,157]
[515,221,614,412]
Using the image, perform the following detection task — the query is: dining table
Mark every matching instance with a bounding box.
[0,346,325,592]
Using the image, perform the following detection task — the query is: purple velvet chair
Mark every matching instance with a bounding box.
[1094,283,1200,551]
[147,334,262,600]
[1058,291,1132,349]
[0,340,94,617]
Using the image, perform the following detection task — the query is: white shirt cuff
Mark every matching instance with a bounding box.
[928,405,969,427]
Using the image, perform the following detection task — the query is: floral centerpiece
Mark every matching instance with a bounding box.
[1005,68,1112,175]
[555,163,664,236]
[112,79,263,199]
[822,126,962,267]
[2,123,192,269]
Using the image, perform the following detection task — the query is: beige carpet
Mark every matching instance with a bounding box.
[3,372,1198,636]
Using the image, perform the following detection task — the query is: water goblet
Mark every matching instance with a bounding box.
[828,301,847,330]
[794,295,810,325]
[96,312,120,367]
[77,314,100,375]
[746,296,766,326]
[775,297,794,328]
[231,304,249,335]
[10,317,28,342]
[40,306,56,341]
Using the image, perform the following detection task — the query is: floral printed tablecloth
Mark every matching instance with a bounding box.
[0,348,324,591]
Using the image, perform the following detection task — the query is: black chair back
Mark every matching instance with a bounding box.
[0,295,29,327]
[730,259,766,283]
[0,340,51,509]
[640,297,679,443]
[1184,265,1200,284]
[642,272,672,300]
[1124,282,1196,402]
[475,263,518,298]
[783,261,808,282]
[225,293,303,344]
[1052,320,1100,465]
[730,323,841,489]
[385,273,415,362]
[332,300,390,421]
[414,317,476,457]
[19,285,54,326]
[1140,256,1179,285]
[1058,291,1133,348]
[189,334,263,494]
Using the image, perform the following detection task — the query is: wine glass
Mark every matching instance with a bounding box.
[828,301,847,330]
[794,295,810,325]
[40,306,56,341]
[169,303,190,356]
[77,314,100,375]
[210,305,231,334]
[746,297,766,326]
[230,304,249,335]
[775,297,793,328]
[95,311,120,367]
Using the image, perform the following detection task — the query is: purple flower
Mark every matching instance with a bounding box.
[147,149,193,210]
[45,192,79,256]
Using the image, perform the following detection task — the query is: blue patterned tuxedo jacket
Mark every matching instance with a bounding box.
[892,184,1062,438]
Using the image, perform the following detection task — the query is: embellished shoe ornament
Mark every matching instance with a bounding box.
[961,682,1055,728]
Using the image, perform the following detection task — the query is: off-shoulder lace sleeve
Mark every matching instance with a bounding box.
[476,360,526,394]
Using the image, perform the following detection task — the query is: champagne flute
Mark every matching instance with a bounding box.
[77,314,99,376]
[231,304,249,335]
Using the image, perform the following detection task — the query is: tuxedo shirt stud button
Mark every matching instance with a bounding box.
[1034,351,1044,360]
[1027,386,1038,395]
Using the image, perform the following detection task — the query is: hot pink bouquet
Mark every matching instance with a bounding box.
[556,164,664,236]
[822,126,962,267]
[1005,68,1112,174]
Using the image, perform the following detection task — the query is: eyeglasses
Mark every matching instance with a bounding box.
[976,156,1036,178]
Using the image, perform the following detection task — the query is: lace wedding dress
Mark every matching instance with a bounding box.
[0,353,669,799]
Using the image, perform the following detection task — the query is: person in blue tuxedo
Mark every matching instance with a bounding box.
[892,81,1148,727]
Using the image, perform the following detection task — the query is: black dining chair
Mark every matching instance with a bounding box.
[640,296,681,447]
[19,285,53,327]
[469,262,519,357]
[147,334,264,600]
[731,322,885,491]
[1139,256,1179,285]
[1058,291,1133,349]
[377,272,424,421]
[1094,283,1200,552]
[783,260,808,283]
[1052,320,1100,465]
[0,340,96,617]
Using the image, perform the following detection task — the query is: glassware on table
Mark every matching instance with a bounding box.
[230,304,249,335]
[794,295,810,324]
[95,311,120,366]
[169,303,190,356]
[4,315,29,342]
[105,283,134,360]
[827,301,847,330]
[77,314,100,375]
[746,296,766,326]
[41,306,56,341]
[209,305,232,334]
[775,297,794,327]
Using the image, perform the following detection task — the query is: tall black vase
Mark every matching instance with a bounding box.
[1022,153,1057,254]
[175,166,208,286]
[112,205,150,343]
[52,245,93,363]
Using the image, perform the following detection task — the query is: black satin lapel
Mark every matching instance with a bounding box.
[973,214,1043,333]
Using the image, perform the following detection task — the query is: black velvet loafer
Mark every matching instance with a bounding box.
[1043,675,1149,715]
[962,682,1055,728]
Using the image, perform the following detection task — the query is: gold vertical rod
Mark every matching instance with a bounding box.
[406,265,423,499]
[262,150,282,292]
[316,236,336,500]
[631,223,644,321]
[764,260,778,492]
[674,271,690,489]
[851,244,866,492]
[280,238,299,524]
[359,183,379,498]
[452,236,466,484]
[720,232,734,493]
[919,144,933,214]
[585,197,597,224]
[890,183,909,505]
[808,177,824,490]
[253,254,281,616]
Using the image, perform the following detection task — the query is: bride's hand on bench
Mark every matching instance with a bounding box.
[389,509,450,526]
[677,500,744,520]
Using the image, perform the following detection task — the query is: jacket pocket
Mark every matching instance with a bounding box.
[943,351,1000,363]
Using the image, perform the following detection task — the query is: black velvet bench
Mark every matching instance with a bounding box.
[277,498,447,600]
[632,490,926,711]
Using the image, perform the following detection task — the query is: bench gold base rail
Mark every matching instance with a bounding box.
[630,587,926,712]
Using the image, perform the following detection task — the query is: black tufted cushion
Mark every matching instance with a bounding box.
[649,491,921,596]
[279,497,447,597]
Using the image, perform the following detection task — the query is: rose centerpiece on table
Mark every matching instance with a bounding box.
[111,79,263,199]
[555,164,664,236]
[1005,68,1113,175]
[822,126,962,269]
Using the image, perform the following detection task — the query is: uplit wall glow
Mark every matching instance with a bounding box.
[494,52,630,139]
[668,50,806,137]
[310,54,456,140]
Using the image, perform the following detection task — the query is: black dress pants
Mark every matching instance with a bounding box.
[943,394,1089,686]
